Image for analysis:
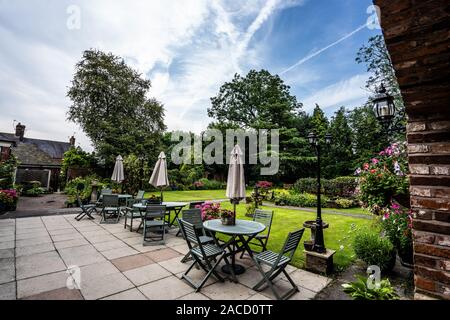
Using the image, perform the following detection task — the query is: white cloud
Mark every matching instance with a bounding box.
[301,73,370,112]
[0,0,309,152]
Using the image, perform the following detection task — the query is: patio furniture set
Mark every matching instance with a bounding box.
[74,189,306,300]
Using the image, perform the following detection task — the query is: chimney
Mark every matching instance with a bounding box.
[69,136,76,146]
[15,123,25,141]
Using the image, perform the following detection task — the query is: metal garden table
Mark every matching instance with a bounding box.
[133,201,188,230]
[203,219,266,282]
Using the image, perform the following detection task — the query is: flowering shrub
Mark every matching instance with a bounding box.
[381,203,413,263]
[0,189,18,212]
[256,181,273,189]
[355,142,409,213]
[195,202,235,220]
[196,202,221,221]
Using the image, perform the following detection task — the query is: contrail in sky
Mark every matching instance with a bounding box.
[280,22,369,75]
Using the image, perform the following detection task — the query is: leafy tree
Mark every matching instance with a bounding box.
[208,69,302,129]
[310,104,329,140]
[349,105,388,167]
[327,107,354,176]
[356,35,406,142]
[67,49,166,167]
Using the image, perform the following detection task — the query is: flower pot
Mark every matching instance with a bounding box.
[398,246,414,269]
[221,217,234,226]
[393,193,411,208]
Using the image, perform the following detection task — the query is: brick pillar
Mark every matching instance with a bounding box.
[374,0,450,299]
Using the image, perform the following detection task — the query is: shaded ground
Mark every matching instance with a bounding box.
[1,194,77,219]
[314,258,414,300]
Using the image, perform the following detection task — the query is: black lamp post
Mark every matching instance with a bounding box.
[308,132,332,254]
[372,83,405,134]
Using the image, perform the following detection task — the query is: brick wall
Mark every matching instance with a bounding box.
[374,0,450,299]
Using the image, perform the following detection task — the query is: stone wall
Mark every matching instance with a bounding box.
[374,0,450,299]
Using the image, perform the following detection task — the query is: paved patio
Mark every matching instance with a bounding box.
[0,214,331,300]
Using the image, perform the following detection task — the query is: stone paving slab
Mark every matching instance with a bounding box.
[0,282,16,300]
[16,251,66,280]
[0,215,332,300]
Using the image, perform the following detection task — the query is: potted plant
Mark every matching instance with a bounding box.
[381,204,414,268]
[220,209,235,225]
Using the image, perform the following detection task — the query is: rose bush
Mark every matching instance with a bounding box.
[355,142,409,213]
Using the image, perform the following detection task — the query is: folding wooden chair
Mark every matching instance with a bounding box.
[143,205,167,245]
[178,209,214,262]
[240,209,274,258]
[100,194,120,224]
[178,219,231,292]
[253,228,305,300]
[75,194,97,221]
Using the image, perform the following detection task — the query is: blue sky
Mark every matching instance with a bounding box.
[0,0,381,151]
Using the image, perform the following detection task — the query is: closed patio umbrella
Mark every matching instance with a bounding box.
[226,144,246,225]
[111,155,124,193]
[149,152,169,202]
[111,155,124,182]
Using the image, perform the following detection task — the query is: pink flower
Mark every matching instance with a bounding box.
[371,158,379,165]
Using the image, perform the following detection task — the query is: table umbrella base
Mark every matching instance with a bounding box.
[222,264,245,275]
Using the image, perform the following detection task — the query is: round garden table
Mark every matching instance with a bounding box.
[203,219,266,281]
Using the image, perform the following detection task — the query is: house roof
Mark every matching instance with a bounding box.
[0,133,71,167]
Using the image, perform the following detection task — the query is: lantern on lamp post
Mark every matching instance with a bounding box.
[307,132,332,254]
[372,83,405,134]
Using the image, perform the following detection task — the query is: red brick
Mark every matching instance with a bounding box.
[431,165,450,176]
[409,164,430,175]
[436,235,450,247]
[407,122,426,132]
[413,230,435,244]
[414,243,450,259]
[435,211,450,223]
[411,197,450,211]
[408,144,429,154]
[438,260,450,271]
[410,186,431,197]
[414,253,438,268]
[415,275,437,292]
[415,266,450,285]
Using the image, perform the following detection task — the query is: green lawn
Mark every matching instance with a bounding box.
[146,189,232,202]
[146,189,374,271]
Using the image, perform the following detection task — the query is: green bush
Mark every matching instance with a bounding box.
[342,275,399,300]
[23,186,45,197]
[274,191,328,208]
[324,176,358,198]
[292,178,321,195]
[353,230,396,272]
[0,155,19,189]
[194,178,225,190]
[65,175,106,205]
[293,176,357,198]
[335,198,355,209]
